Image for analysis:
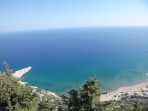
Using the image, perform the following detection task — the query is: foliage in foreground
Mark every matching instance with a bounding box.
[0,63,39,111]
[62,77,103,111]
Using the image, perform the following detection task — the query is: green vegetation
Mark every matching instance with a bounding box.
[0,62,148,111]
[134,101,142,111]
[0,63,39,111]
[61,78,103,111]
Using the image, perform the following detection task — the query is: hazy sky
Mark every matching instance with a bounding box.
[0,0,148,32]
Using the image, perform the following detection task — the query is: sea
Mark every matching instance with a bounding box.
[0,27,148,93]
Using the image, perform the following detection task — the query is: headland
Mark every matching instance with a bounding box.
[12,66,32,78]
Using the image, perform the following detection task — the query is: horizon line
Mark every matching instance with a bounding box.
[1,25,148,34]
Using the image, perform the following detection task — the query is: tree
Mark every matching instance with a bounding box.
[67,89,81,111]
[38,95,61,111]
[80,77,103,111]
[3,61,13,76]
[62,77,103,111]
[134,101,141,111]
[0,63,39,111]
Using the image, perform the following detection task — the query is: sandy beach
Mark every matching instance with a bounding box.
[100,82,148,101]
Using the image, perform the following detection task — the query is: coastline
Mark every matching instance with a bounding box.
[100,82,148,101]
[12,67,148,101]
[12,67,59,98]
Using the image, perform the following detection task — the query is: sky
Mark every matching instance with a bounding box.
[0,0,148,32]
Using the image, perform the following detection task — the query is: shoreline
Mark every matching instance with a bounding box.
[12,67,59,98]
[100,82,148,101]
[12,67,148,101]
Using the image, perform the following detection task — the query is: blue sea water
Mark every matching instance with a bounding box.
[0,27,148,93]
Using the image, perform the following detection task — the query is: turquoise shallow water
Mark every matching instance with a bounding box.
[0,27,148,93]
